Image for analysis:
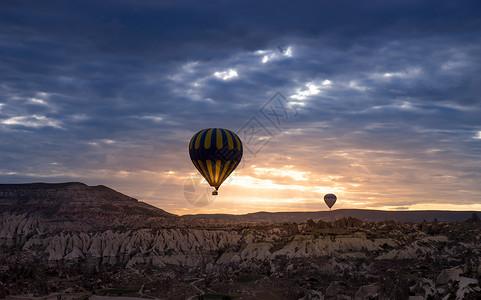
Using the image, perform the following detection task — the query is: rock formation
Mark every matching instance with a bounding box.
[1,183,481,299]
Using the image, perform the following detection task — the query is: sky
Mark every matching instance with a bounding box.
[1,0,481,215]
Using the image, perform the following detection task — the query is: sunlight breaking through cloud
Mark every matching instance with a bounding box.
[374,67,423,80]
[282,46,292,57]
[1,115,62,128]
[229,175,311,191]
[290,80,331,100]
[262,53,275,63]
[256,45,293,63]
[139,115,163,122]
[29,98,47,105]
[213,69,238,80]
[253,166,310,181]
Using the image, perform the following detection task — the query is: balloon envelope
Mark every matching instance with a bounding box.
[324,193,337,209]
[189,128,243,190]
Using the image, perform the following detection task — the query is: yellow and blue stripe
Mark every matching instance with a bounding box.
[189,128,243,188]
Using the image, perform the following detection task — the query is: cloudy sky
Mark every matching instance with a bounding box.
[1,0,481,215]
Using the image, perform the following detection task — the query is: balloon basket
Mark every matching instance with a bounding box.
[212,190,218,196]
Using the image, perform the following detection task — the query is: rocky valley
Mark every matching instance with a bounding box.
[1,183,481,299]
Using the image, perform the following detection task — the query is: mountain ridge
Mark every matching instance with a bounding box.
[2,182,480,224]
[183,208,481,223]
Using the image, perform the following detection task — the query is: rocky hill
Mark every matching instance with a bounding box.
[0,182,172,216]
[0,182,175,231]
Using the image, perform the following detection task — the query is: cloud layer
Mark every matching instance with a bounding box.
[1,0,481,214]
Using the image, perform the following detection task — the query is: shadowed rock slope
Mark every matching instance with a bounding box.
[0,182,176,231]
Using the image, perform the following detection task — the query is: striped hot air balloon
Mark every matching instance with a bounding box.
[189,128,243,195]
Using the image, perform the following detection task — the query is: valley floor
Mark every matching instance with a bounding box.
[2,213,481,299]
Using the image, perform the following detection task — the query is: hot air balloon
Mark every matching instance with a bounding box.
[189,128,243,195]
[324,193,337,210]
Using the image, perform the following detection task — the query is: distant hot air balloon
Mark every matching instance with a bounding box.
[324,193,337,210]
[189,128,243,195]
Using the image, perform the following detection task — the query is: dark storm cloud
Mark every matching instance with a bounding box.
[1,0,480,210]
